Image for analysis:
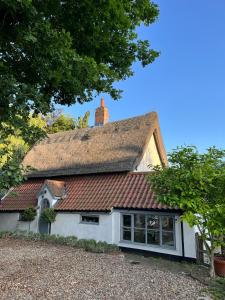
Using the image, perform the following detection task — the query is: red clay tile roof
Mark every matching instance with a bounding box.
[0,180,42,211]
[0,173,172,212]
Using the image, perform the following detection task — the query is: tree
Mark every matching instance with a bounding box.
[20,207,37,232]
[0,116,45,191]
[149,146,225,278]
[0,0,159,127]
[45,110,90,133]
[0,111,90,191]
[1,0,159,191]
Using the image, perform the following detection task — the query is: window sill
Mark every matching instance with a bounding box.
[80,222,99,225]
[119,240,176,251]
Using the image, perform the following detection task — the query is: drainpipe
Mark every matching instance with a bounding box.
[181,220,185,258]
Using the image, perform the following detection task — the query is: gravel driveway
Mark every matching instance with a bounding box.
[0,239,203,300]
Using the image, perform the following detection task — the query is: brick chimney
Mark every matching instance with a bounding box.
[95,97,109,126]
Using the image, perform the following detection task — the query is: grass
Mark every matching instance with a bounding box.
[207,278,225,300]
[0,230,119,254]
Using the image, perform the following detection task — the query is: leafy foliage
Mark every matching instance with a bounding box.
[149,146,225,278]
[0,110,89,192]
[40,208,56,224]
[45,110,90,133]
[20,208,37,222]
[1,0,158,194]
[0,0,159,126]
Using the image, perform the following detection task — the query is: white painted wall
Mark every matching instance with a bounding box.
[0,187,57,234]
[135,135,161,172]
[183,221,197,258]
[0,213,19,231]
[0,209,197,259]
[0,213,38,233]
[51,212,113,243]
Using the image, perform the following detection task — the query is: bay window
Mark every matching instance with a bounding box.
[121,213,175,248]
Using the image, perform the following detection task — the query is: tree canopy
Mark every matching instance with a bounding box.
[0,111,90,191]
[0,0,159,127]
[149,146,225,278]
[45,110,90,134]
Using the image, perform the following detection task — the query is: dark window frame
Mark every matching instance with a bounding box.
[80,215,99,225]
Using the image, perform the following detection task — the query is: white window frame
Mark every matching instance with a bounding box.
[120,212,176,250]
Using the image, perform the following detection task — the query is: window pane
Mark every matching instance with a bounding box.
[162,216,174,230]
[123,229,131,241]
[134,214,145,228]
[123,215,131,227]
[147,230,160,245]
[134,229,145,243]
[147,216,159,229]
[81,215,99,224]
[162,231,174,247]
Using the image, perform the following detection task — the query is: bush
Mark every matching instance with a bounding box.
[0,231,119,253]
[40,208,56,223]
[20,208,37,222]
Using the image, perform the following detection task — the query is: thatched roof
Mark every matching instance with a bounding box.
[23,112,167,178]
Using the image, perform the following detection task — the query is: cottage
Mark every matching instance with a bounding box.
[0,100,196,259]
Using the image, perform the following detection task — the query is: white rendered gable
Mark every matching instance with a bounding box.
[135,134,161,172]
[37,186,58,209]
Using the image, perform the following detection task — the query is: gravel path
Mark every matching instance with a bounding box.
[0,239,203,300]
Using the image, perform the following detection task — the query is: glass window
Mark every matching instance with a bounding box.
[134,229,145,243]
[123,229,131,241]
[162,216,174,230]
[122,215,132,241]
[147,216,159,229]
[121,213,175,249]
[162,231,174,247]
[134,214,145,228]
[123,215,131,227]
[81,215,99,224]
[147,230,160,245]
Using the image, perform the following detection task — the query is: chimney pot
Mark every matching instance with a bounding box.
[101,97,105,107]
[95,97,109,126]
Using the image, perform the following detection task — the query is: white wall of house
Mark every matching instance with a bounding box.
[0,213,20,231]
[0,212,38,232]
[0,209,196,259]
[135,135,161,172]
[51,210,196,259]
[51,212,113,243]
[183,221,197,258]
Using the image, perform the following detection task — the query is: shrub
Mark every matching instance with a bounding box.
[19,208,37,232]
[40,208,56,223]
[20,208,37,222]
[0,231,119,254]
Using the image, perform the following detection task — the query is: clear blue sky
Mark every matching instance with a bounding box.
[59,0,225,153]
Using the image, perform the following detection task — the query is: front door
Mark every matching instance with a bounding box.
[39,198,50,234]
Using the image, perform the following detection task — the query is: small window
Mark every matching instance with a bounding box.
[81,215,99,224]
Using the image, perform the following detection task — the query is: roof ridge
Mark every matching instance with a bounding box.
[46,111,156,137]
